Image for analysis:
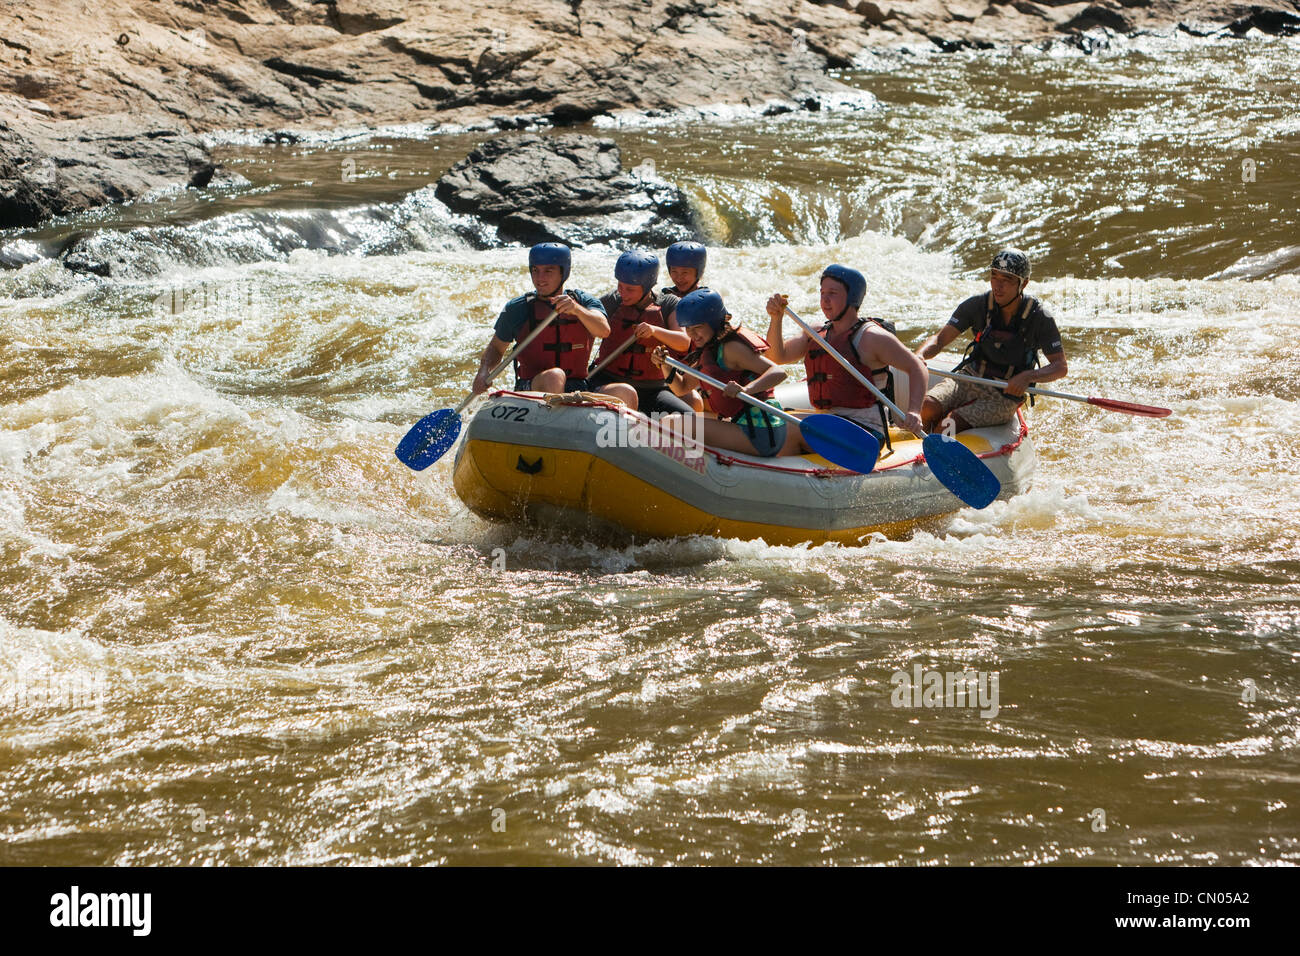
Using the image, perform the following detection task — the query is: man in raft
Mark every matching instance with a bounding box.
[587,249,696,415]
[471,242,609,395]
[915,248,1068,433]
[764,264,926,444]
[652,288,804,457]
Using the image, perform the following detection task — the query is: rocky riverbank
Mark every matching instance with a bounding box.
[2,0,1298,230]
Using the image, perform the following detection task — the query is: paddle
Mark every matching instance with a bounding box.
[784,307,1001,509]
[925,367,1171,418]
[395,306,558,471]
[586,332,637,378]
[660,354,881,474]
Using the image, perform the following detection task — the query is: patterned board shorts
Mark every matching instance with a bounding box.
[926,377,1022,428]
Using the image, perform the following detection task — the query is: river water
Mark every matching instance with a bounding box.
[1,35,1297,865]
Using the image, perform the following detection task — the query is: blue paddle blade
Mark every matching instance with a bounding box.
[799,414,881,474]
[922,433,1001,509]
[395,409,462,471]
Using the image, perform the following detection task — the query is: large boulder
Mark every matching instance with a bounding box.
[434,133,700,248]
[0,112,215,230]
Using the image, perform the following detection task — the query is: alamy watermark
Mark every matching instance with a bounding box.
[889,663,1000,718]
[3,664,106,712]
[594,410,704,458]
[153,278,267,320]
[27,158,57,187]
[50,886,151,936]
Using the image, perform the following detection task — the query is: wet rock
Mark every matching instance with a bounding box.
[0,115,216,230]
[433,133,700,249]
[1178,19,1229,37]
[0,238,47,269]
[60,240,112,277]
[1228,7,1300,36]
[1062,25,1120,52]
[1058,4,1135,34]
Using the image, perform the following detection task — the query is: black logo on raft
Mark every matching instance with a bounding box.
[49,886,151,936]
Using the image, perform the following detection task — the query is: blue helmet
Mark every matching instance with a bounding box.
[614,249,660,293]
[674,288,728,336]
[666,241,707,280]
[820,264,867,311]
[529,242,571,282]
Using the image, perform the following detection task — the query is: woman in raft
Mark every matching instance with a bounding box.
[651,288,803,457]
[586,249,696,415]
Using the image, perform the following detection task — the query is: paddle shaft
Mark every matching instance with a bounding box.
[784,308,912,430]
[586,333,637,378]
[454,306,563,416]
[661,355,802,427]
[924,366,1170,416]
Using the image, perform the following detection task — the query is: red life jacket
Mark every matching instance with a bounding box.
[804,318,889,410]
[513,294,594,382]
[593,297,667,382]
[693,327,773,421]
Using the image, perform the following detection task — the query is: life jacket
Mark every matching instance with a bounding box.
[592,295,667,382]
[691,326,774,421]
[513,293,594,383]
[956,291,1040,382]
[804,317,896,410]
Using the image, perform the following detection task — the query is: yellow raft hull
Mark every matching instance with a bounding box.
[452,391,1034,545]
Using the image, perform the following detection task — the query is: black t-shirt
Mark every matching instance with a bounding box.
[947,293,1064,358]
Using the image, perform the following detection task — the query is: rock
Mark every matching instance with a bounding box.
[857,2,891,25]
[1,0,1295,233]
[1057,4,1135,33]
[0,1,862,139]
[433,133,700,248]
[1063,25,1119,51]
[1178,19,1229,36]
[1228,7,1300,36]
[334,1,408,35]
[60,240,112,277]
[0,114,216,230]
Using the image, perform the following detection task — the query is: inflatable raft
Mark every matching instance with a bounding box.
[451,378,1034,545]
